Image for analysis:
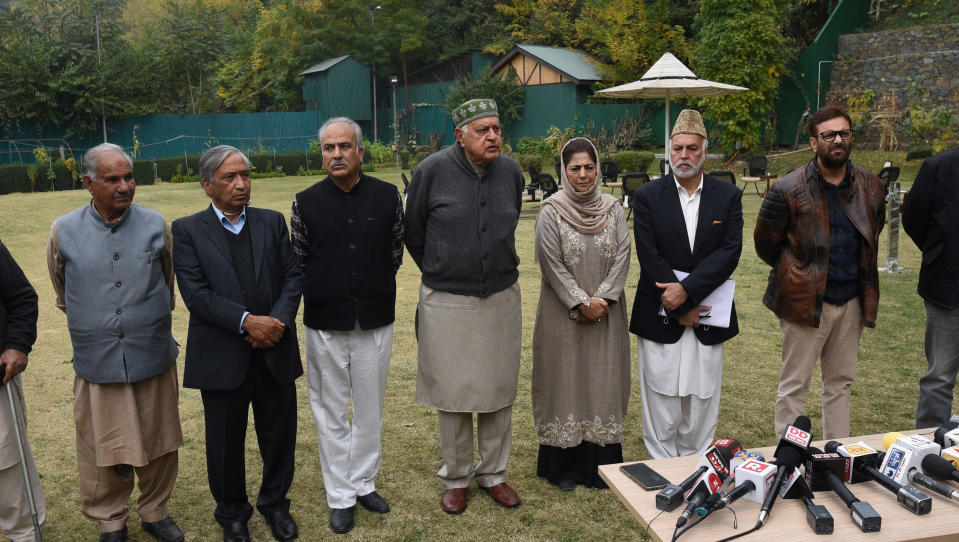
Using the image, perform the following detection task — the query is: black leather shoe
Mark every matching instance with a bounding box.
[357,491,390,514]
[99,526,128,542]
[263,510,298,541]
[223,520,250,542]
[329,507,355,534]
[142,516,185,542]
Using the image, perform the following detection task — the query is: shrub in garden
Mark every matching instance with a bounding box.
[611,151,655,173]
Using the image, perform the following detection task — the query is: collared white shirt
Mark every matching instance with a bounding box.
[674,175,703,252]
[210,202,247,234]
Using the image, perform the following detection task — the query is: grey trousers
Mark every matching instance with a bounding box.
[436,405,512,489]
[916,300,959,428]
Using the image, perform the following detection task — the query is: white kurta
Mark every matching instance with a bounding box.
[638,176,724,458]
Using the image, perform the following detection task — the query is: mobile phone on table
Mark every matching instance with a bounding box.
[620,462,670,490]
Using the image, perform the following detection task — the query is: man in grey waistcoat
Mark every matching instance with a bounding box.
[47,143,184,542]
[405,99,525,514]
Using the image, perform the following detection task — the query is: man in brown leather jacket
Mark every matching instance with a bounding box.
[755,105,885,439]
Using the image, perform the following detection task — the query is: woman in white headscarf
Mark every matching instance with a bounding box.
[532,137,632,490]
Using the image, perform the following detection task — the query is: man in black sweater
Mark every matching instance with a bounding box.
[903,146,959,428]
[0,240,45,542]
[290,117,403,534]
[405,99,525,515]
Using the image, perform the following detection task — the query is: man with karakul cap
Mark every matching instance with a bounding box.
[629,109,743,458]
[404,99,525,514]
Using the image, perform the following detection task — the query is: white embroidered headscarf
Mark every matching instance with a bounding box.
[541,137,620,235]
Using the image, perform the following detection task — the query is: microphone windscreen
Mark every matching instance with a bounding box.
[934,422,959,447]
[793,416,812,432]
[922,454,957,478]
[882,432,906,451]
[808,446,824,455]
[824,441,841,454]
[778,446,802,470]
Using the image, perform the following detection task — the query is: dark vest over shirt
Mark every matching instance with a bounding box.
[295,175,399,331]
[223,222,268,360]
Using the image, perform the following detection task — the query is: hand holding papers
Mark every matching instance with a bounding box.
[658,270,736,328]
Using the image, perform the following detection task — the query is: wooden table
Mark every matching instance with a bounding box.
[740,174,778,197]
[599,429,959,541]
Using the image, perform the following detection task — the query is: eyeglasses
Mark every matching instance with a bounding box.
[819,130,853,142]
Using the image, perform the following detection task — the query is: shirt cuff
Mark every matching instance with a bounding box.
[239,311,249,334]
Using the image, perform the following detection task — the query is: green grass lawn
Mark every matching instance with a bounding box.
[0,158,938,541]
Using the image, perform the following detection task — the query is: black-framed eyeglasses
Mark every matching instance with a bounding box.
[819,130,852,142]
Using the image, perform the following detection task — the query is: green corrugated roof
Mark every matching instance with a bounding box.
[493,45,602,83]
[300,55,351,76]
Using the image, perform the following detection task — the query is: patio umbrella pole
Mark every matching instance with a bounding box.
[664,91,670,174]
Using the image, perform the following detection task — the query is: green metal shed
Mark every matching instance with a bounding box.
[300,55,372,122]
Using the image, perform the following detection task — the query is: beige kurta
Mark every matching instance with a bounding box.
[415,281,522,413]
[532,205,631,448]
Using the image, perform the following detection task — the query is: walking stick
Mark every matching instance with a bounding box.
[0,365,43,542]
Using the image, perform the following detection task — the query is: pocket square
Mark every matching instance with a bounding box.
[711,220,722,225]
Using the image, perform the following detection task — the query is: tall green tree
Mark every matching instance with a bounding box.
[692,0,788,151]
[0,0,152,138]
[143,0,236,114]
[490,0,584,54]
[443,65,525,127]
[576,0,690,84]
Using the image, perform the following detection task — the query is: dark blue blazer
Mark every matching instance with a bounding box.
[172,205,303,390]
[629,174,743,345]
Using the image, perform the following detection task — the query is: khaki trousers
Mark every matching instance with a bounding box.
[0,376,45,542]
[775,299,864,439]
[436,406,512,489]
[77,448,178,532]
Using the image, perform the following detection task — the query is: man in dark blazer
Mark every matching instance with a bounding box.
[630,109,743,459]
[903,146,959,428]
[172,145,303,542]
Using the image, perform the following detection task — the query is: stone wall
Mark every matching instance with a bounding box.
[825,23,959,149]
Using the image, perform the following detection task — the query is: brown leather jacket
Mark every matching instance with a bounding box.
[754,159,886,328]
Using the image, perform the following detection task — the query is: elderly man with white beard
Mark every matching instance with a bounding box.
[628,109,744,458]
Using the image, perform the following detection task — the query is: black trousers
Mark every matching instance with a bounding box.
[201,357,297,526]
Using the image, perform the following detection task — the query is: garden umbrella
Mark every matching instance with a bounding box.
[596,52,748,171]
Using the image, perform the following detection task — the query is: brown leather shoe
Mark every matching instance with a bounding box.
[480,482,521,508]
[441,488,468,514]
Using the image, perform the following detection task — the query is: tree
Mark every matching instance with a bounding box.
[443,65,525,127]
[576,0,690,84]
[0,0,152,138]
[489,0,584,54]
[692,0,788,151]
[421,0,509,58]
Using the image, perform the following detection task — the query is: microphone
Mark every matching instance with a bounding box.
[907,467,959,503]
[755,416,814,526]
[774,415,813,459]
[806,446,881,532]
[657,438,741,512]
[757,447,802,525]
[880,432,942,485]
[934,421,959,448]
[923,454,959,485]
[696,480,756,519]
[674,440,741,526]
[825,440,932,515]
[657,466,706,512]
[801,494,834,535]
